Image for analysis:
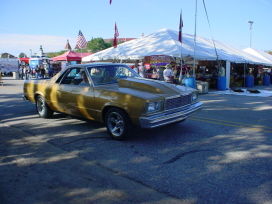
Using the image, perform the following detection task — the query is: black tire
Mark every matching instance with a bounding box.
[105,108,133,140]
[36,95,54,118]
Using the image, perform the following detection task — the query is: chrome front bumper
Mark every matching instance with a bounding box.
[139,102,203,128]
[22,94,29,101]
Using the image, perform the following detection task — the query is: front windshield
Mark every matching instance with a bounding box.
[87,64,140,86]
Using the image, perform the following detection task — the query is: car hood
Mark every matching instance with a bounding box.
[113,77,196,100]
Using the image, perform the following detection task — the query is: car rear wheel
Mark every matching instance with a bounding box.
[105,108,133,140]
[36,95,54,118]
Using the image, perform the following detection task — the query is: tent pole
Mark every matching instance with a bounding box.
[81,48,82,64]
[192,0,198,77]
[179,57,183,84]
[244,62,246,87]
[226,60,230,89]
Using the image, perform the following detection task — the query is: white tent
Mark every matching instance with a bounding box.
[243,48,272,65]
[83,28,241,63]
[196,38,272,66]
[83,28,271,65]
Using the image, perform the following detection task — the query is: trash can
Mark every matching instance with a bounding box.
[217,76,226,90]
[13,72,19,80]
[183,77,196,89]
[196,81,209,94]
[246,76,254,87]
[263,75,270,86]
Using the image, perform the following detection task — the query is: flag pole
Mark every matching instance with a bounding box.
[81,48,82,64]
[75,30,87,64]
[178,10,183,84]
[113,22,120,62]
[192,0,198,77]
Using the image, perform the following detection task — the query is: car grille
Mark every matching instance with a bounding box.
[165,94,192,110]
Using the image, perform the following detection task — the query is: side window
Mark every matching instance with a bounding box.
[68,69,78,77]
[78,69,90,86]
[87,67,105,85]
[59,68,82,85]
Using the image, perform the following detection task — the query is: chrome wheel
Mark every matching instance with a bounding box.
[36,95,54,118]
[37,97,45,116]
[105,108,133,140]
[107,111,124,137]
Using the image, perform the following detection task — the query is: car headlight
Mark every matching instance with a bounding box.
[191,92,198,101]
[144,101,162,113]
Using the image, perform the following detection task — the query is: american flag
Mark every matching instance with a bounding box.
[113,23,119,48]
[75,30,87,49]
[178,11,183,43]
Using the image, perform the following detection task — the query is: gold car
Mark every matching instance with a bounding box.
[23,63,203,140]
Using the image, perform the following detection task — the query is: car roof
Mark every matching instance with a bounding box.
[66,62,127,69]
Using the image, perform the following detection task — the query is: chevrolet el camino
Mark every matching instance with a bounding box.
[23,63,203,140]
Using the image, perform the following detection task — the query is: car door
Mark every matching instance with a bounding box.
[45,68,75,113]
[55,67,97,120]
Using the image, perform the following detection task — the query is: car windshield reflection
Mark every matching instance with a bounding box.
[87,65,139,86]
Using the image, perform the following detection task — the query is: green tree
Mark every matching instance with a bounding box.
[74,48,89,53]
[19,52,27,58]
[46,50,67,58]
[0,53,15,58]
[87,38,112,53]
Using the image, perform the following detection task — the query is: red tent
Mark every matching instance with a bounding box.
[52,50,92,61]
[75,52,92,58]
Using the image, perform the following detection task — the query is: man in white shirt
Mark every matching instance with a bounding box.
[163,64,174,83]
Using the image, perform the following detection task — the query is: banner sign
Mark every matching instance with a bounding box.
[145,55,174,67]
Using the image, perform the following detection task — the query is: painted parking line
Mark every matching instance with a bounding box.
[190,116,272,133]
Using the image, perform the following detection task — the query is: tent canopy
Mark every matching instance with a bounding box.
[82,28,272,66]
[53,50,92,61]
[243,48,272,65]
[83,28,217,62]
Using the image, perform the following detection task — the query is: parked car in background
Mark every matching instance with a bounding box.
[23,63,203,140]
[19,57,30,65]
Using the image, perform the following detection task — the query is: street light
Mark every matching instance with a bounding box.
[248,20,253,48]
[30,49,32,57]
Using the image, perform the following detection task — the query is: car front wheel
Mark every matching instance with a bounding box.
[105,108,133,140]
[36,95,54,118]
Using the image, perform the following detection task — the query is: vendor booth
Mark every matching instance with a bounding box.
[52,50,92,62]
[82,28,272,90]
[144,55,175,80]
[52,50,92,72]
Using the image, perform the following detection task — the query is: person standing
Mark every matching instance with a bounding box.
[0,68,3,85]
[19,66,23,80]
[23,66,27,80]
[35,65,40,79]
[163,64,174,83]
[139,62,146,78]
[40,66,45,78]
[133,60,139,74]
[25,66,30,80]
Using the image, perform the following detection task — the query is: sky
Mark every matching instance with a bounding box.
[1,0,272,57]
